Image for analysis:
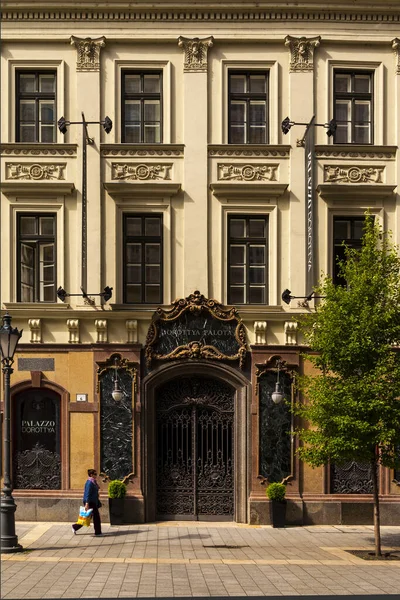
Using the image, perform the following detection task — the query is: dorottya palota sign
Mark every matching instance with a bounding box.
[145,291,247,370]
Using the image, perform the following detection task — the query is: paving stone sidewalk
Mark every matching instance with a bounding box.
[1,522,400,598]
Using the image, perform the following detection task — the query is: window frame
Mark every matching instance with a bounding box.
[332,215,373,285]
[17,213,57,303]
[333,69,374,145]
[227,214,269,305]
[16,70,57,143]
[123,213,164,304]
[227,70,269,145]
[121,70,163,144]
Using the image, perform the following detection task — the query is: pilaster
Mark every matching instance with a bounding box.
[178,36,213,296]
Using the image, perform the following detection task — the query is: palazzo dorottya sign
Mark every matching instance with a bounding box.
[145,291,247,369]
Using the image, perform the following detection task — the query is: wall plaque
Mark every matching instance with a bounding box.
[145,290,247,369]
[18,358,55,371]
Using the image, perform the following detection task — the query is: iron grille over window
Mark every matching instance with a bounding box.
[17,214,56,302]
[121,71,162,143]
[228,215,268,305]
[333,70,373,144]
[123,214,163,304]
[16,71,56,142]
[228,71,269,144]
[333,216,367,285]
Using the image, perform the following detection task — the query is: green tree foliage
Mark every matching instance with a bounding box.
[295,215,400,556]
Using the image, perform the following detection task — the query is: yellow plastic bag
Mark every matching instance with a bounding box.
[76,514,91,527]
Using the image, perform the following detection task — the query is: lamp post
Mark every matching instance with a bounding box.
[0,313,23,553]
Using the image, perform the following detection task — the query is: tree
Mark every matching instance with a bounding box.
[294,215,400,557]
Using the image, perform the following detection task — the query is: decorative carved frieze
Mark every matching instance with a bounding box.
[1,144,77,157]
[101,145,184,158]
[28,319,41,344]
[393,38,400,74]
[178,36,214,72]
[284,321,298,346]
[70,36,106,71]
[6,163,66,181]
[285,35,321,72]
[112,163,172,181]
[254,322,267,345]
[218,163,278,182]
[95,319,108,343]
[324,165,384,184]
[126,320,138,344]
[67,319,80,344]
[209,145,290,158]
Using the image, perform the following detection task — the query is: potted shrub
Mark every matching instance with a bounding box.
[108,480,127,525]
[266,482,287,528]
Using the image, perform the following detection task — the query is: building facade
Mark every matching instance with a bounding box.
[1,0,400,524]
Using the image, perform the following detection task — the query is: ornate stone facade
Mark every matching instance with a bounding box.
[70,36,106,71]
[178,36,214,72]
[285,35,321,72]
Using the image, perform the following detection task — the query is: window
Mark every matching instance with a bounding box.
[228,71,269,144]
[228,216,268,304]
[333,70,373,144]
[17,214,56,302]
[333,216,366,285]
[121,71,162,143]
[16,71,56,142]
[123,214,163,303]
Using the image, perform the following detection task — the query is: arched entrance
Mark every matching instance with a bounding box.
[143,361,250,523]
[13,388,61,489]
[156,376,234,520]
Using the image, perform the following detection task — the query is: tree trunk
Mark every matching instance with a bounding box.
[371,458,382,557]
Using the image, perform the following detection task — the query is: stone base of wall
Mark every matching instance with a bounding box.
[13,496,145,524]
[249,500,400,526]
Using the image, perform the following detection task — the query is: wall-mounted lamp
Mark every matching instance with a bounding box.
[57,286,113,303]
[281,116,336,138]
[271,360,285,405]
[111,357,123,402]
[282,289,326,306]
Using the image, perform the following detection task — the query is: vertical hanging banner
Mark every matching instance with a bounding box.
[305,116,315,293]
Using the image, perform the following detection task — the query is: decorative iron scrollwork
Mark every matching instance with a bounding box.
[97,353,138,483]
[156,377,234,517]
[330,461,374,494]
[145,290,247,370]
[15,442,61,489]
[256,356,294,485]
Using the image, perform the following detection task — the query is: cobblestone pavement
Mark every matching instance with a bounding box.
[1,522,400,598]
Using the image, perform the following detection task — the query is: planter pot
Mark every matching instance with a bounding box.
[108,498,125,525]
[270,500,287,528]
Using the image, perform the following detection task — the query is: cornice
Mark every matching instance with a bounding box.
[101,144,184,157]
[315,145,397,160]
[103,182,181,198]
[2,3,400,23]
[0,144,78,157]
[209,145,291,158]
[317,184,396,200]
[210,182,288,199]
[0,182,75,196]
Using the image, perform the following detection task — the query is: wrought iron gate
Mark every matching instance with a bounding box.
[156,377,234,520]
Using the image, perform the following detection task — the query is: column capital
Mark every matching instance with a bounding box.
[177,36,214,73]
[285,35,321,73]
[70,36,106,72]
[392,38,400,74]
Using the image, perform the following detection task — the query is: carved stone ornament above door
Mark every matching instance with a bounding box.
[285,35,321,72]
[70,36,106,71]
[145,290,247,370]
[177,36,214,72]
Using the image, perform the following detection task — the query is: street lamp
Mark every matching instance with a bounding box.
[271,360,285,405]
[0,313,23,553]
